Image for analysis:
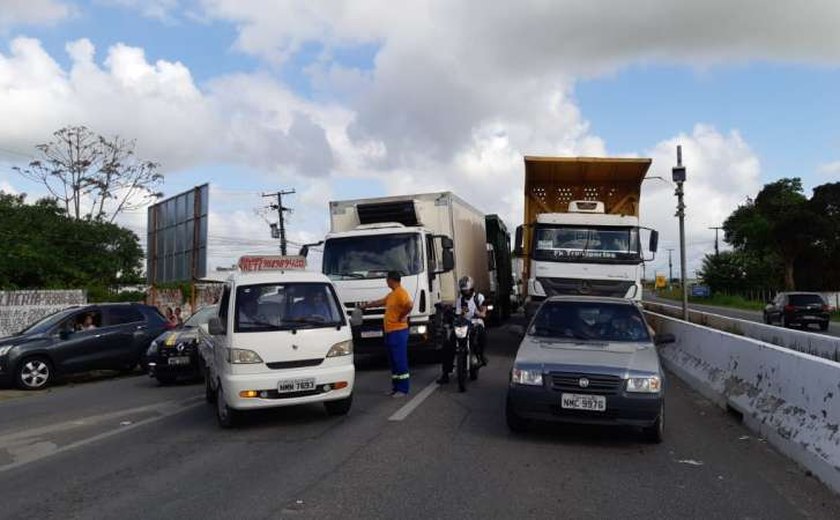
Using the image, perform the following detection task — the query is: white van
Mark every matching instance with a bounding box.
[201,256,361,428]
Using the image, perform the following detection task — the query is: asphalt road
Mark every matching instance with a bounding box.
[1,325,839,519]
[644,293,840,339]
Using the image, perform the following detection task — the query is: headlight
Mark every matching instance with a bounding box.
[146,341,159,356]
[326,340,353,357]
[454,325,469,339]
[409,325,428,335]
[0,345,12,356]
[486,304,494,311]
[528,279,546,297]
[511,367,543,386]
[626,376,661,393]
[227,348,263,364]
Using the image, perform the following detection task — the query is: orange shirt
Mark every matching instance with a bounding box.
[384,285,413,333]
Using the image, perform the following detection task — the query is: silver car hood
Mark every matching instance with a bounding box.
[514,335,662,377]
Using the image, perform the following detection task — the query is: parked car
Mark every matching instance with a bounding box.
[0,303,168,390]
[763,292,831,331]
[146,304,218,385]
[505,296,673,442]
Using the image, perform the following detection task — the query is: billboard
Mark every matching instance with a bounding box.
[146,184,209,284]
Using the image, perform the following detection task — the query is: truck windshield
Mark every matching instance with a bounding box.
[533,225,641,263]
[323,233,423,280]
[234,283,345,333]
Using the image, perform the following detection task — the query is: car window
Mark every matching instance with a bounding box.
[219,285,231,322]
[184,305,218,327]
[788,294,825,306]
[71,310,103,331]
[105,307,145,326]
[529,301,651,342]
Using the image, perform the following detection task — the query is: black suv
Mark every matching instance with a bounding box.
[763,292,831,331]
[0,303,168,390]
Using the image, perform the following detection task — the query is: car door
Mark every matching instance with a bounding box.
[51,309,111,373]
[101,306,147,368]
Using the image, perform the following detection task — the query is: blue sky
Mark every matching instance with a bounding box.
[1,0,838,275]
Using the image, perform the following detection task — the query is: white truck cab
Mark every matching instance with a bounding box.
[201,256,362,428]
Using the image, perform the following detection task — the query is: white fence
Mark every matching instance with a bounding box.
[646,311,840,495]
[0,290,87,338]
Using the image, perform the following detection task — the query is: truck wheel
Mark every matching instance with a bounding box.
[324,395,353,416]
[215,384,237,428]
[16,356,53,390]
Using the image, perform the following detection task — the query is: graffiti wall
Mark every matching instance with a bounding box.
[0,290,87,338]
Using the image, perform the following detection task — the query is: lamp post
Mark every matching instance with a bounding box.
[672,145,688,320]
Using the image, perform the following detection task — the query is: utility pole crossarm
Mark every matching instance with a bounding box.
[262,189,296,255]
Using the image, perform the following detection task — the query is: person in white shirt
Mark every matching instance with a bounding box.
[437,276,488,385]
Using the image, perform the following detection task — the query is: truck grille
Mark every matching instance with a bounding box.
[538,277,634,298]
[266,359,323,370]
[344,303,384,317]
[550,372,623,395]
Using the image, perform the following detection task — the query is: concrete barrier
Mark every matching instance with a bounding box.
[646,311,840,494]
[644,301,840,363]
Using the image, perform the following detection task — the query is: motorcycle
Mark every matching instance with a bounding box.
[451,309,482,392]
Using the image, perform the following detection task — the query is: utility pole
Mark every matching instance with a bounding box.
[262,189,295,255]
[666,248,674,286]
[672,145,688,320]
[709,226,723,256]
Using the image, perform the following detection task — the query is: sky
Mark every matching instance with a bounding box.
[0,0,839,279]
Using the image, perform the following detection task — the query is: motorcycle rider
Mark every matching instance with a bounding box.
[437,276,488,384]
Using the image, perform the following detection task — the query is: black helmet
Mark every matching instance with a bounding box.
[458,276,474,295]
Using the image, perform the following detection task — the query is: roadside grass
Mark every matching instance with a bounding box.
[653,288,840,322]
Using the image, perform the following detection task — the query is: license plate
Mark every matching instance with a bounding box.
[561,393,607,412]
[360,330,383,338]
[277,378,316,393]
[167,356,191,366]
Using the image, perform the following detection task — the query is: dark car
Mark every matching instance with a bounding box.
[763,292,831,331]
[0,304,168,390]
[145,304,218,385]
[506,296,674,442]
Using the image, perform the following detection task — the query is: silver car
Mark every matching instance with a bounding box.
[506,296,674,442]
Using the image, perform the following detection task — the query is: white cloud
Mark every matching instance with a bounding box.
[95,0,180,22]
[817,161,840,177]
[0,0,73,31]
[641,124,762,278]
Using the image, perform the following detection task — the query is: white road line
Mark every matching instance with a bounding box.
[388,379,439,422]
[0,399,204,473]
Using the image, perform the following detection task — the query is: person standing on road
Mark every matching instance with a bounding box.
[361,271,413,397]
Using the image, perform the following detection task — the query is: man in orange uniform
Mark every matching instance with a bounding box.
[361,271,413,397]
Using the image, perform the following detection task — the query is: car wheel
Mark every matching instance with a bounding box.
[819,321,829,331]
[324,395,353,416]
[16,356,53,390]
[643,404,664,444]
[215,384,237,428]
[505,397,528,433]
[156,374,177,386]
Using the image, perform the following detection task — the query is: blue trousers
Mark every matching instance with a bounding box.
[385,328,410,393]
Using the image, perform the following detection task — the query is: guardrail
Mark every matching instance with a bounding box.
[645,311,840,495]
[643,301,840,363]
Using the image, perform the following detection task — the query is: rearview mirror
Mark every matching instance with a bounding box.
[439,236,454,250]
[349,308,363,328]
[514,225,523,257]
[649,230,659,253]
[440,248,455,272]
[208,317,226,335]
[654,333,675,345]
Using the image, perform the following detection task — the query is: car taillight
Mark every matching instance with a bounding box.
[784,305,795,312]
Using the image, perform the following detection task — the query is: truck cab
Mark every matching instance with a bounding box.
[201,256,361,428]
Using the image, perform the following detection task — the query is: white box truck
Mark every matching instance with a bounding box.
[318,192,489,351]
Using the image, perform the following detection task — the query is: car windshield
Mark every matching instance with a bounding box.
[234,282,345,333]
[323,233,423,280]
[184,305,218,327]
[533,225,641,263]
[529,301,651,342]
[17,308,79,335]
[788,294,825,306]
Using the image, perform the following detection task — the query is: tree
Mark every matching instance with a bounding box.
[13,126,163,223]
[0,192,144,290]
[724,178,822,290]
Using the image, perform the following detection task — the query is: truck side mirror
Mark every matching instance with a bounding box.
[514,225,523,256]
[441,249,455,272]
[440,236,454,249]
[649,230,659,253]
[208,317,226,335]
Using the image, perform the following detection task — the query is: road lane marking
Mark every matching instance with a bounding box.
[0,397,203,473]
[388,379,439,422]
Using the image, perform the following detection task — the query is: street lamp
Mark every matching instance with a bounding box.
[672,145,688,320]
